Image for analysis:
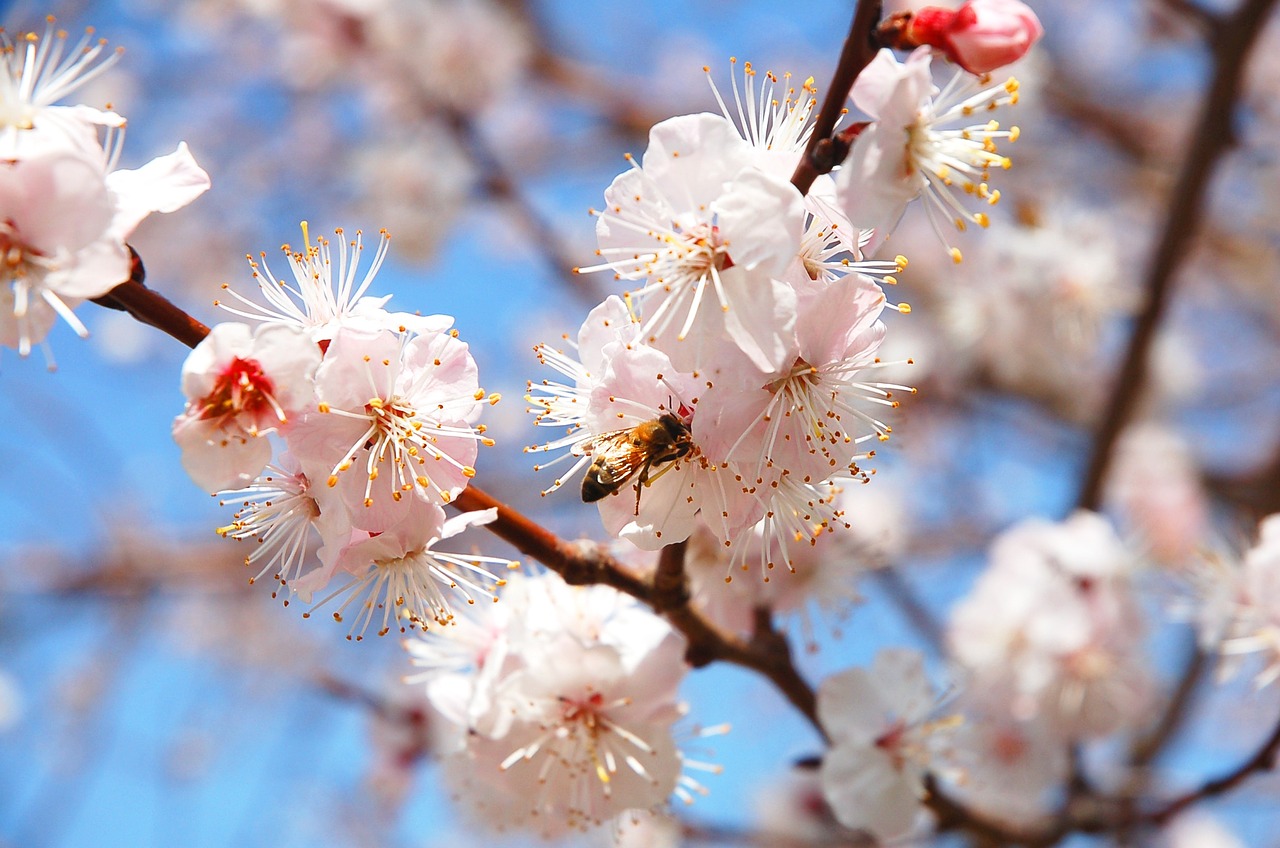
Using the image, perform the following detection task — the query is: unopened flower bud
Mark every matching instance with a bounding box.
[878,0,1043,75]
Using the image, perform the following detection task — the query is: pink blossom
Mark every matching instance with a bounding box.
[290,324,487,530]
[173,321,320,492]
[582,113,804,373]
[0,141,209,361]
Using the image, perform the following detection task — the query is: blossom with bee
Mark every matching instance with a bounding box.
[527,296,764,550]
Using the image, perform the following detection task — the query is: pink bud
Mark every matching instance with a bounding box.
[907,0,1044,75]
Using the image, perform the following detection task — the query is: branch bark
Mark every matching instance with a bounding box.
[790,0,883,194]
[1076,0,1280,510]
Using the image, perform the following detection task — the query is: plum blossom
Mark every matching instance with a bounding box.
[527,296,764,551]
[0,140,209,364]
[818,649,955,841]
[697,274,904,483]
[307,504,512,639]
[173,321,320,492]
[0,17,125,152]
[215,454,347,601]
[948,511,1152,737]
[409,570,696,836]
[1108,423,1208,565]
[940,709,1067,825]
[579,113,804,373]
[1221,515,1280,687]
[837,46,1020,261]
[290,323,491,528]
[214,224,446,341]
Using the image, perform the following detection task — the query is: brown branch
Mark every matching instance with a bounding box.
[790,0,882,195]
[93,251,826,736]
[868,567,945,654]
[1076,0,1280,510]
[1147,707,1280,825]
[90,249,211,349]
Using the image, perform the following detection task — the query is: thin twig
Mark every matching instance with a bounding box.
[1077,0,1280,510]
[868,567,945,654]
[1147,708,1280,825]
[790,0,882,194]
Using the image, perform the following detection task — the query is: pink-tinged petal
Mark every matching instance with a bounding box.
[180,322,255,400]
[817,667,891,746]
[106,142,211,239]
[439,507,499,541]
[795,276,887,366]
[598,461,701,550]
[0,149,112,254]
[713,168,804,275]
[640,113,754,203]
[596,167,673,260]
[718,268,798,374]
[48,236,130,299]
[314,326,400,409]
[872,649,935,723]
[173,415,274,493]
[836,124,921,233]
[821,743,923,840]
[576,296,639,374]
[851,47,934,126]
[250,323,322,418]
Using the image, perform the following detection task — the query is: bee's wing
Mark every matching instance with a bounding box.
[583,429,649,485]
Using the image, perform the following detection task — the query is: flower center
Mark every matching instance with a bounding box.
[199,357,278,424]
[673,222,735,277]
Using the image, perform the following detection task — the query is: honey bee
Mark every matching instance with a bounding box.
[580,413,693,514]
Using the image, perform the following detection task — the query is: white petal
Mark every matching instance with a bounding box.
[106,142,211,239]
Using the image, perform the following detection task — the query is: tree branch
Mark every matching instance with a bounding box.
[1076,0,1280,510]
[790,0,882,195]
[1147,707,1280,825]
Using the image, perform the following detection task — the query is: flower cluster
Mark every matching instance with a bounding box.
[175,223,512,639]
[404,569,711,836]
[528,47,1020,580]
[0,17,209,367]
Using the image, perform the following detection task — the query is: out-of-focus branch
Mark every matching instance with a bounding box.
[1077,0,1280,511]
[440,107,599,308]
[1147,708,1280,824]
[791,0,882,194]
[1157,0,1225,33]
[868,568,946,655]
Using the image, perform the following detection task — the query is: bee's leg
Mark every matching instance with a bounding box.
[634,458,659,515]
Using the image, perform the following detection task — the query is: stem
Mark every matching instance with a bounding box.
[1076,0,1279,510]
[790,0,883,195]
[1147,708,1280,825]
[90,251,211,350]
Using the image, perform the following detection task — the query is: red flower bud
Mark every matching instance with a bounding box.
[906,0,1043,75]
